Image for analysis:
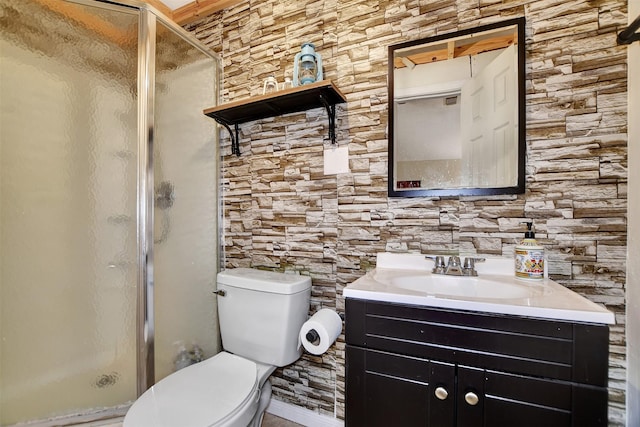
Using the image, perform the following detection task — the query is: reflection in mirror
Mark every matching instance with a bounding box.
[389,18,526,197]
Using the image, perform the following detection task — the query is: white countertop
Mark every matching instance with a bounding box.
[343,253,615,324]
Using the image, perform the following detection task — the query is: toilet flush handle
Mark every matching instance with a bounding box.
[213,289,226,297]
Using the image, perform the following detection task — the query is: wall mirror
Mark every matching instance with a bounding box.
[388,17,526,197]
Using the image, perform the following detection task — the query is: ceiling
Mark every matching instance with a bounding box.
[153,0,247,24]
[160,0,191,9]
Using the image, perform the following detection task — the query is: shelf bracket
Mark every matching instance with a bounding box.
[218,121,240,156]
[319,94,337,145]
[233,123,240,156]
[618,14,640,45]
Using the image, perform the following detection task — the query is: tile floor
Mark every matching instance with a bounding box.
[261,413,304,427]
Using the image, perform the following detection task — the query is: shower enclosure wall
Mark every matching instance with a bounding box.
[0,0,221,424]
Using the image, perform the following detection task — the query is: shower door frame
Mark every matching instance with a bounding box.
[135,0,222,396]
[137,4,157,396]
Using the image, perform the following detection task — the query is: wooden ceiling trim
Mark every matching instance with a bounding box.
[172,0,246,25]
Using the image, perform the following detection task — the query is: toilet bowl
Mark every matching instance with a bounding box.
[123,268,312,427]
[124,351,275,427]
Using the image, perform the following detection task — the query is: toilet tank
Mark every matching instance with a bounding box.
[216,268,312,367]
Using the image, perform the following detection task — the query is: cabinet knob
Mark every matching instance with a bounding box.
[464,391,479,406]
[434,386,448,400]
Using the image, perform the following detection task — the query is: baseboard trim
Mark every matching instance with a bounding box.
[265,399,344,427]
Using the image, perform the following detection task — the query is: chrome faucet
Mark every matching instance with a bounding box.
[426,255,485,276]
[445,256,463,275]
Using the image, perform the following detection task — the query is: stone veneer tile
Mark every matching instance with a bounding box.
[186,0,628,424]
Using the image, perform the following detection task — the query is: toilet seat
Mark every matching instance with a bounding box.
[123,352,261,427]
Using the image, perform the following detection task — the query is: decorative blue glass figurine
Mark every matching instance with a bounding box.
[293,42,323,86]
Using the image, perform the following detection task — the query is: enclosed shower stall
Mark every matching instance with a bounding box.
[0,0,221,424]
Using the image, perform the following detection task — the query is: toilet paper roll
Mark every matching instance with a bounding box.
[299,309,342,355]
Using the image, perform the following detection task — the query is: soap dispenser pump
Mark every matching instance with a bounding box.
[515,221,544,280]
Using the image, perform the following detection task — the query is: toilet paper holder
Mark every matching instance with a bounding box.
[305,329,321,345]
[303,311,344,346]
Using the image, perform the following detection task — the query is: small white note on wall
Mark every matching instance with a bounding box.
[323,145,349,175]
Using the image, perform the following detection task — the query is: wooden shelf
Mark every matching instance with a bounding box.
[203,80,347,155]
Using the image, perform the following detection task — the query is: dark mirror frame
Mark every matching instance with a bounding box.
[388,17,526,198]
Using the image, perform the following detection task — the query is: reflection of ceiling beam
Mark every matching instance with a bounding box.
[32,0,177,45]
[37,0,244,32]
[33,0,134,45]
[395,33,517,69]
[8,0,137,82]
[447,41,455,59]
[400,56,416,69]
[455,34,516,57]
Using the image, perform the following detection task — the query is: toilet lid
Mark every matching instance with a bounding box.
[124,352,259,427]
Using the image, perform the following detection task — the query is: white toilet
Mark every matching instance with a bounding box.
[123,268,312,427]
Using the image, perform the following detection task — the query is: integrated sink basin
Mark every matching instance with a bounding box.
[343,252,615,324]
[377,271,541,300]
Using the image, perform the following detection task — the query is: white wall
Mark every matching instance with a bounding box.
[627,1,640,425]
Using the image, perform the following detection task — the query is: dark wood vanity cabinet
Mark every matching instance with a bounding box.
[345,298,610,427]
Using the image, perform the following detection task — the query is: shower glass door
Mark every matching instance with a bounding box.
[1,1,221,424]
[0,0,139,423]
[152,18,220,382]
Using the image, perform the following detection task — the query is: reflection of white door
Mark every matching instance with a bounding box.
[460,44,517,187]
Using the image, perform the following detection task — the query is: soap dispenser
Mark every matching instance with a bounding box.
[515,221,544,280]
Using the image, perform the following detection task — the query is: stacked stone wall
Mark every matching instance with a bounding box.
[186,0,628,423]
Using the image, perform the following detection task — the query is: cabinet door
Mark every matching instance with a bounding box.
[483,370,573,427]
[346,345,455,427]
[428,360,456,425]
[483,370,608,427]
[457,365,485,427]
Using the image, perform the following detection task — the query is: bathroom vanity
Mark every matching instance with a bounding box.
[343,253,615,427]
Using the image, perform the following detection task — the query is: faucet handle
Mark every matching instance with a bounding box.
[426,255,446,273]
[426,255,446,267]
[463,257,485,268]
[463,257,485,276]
